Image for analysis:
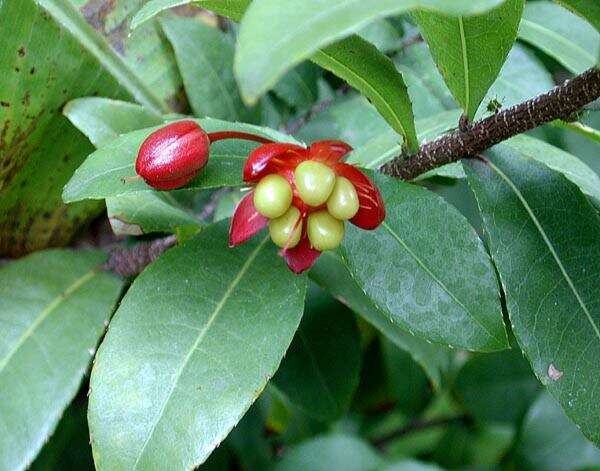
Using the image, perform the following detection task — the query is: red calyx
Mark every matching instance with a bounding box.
[135,120,210,190]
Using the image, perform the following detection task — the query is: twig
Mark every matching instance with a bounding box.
[381,67,600,180]
[372,415,469,449]
[103,235,177,277]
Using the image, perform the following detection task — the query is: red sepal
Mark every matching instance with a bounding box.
[229,191,268,247]
[282,236,321,274]
[243,143,307,183]
[335,163,385,230]
[308,140,353,165]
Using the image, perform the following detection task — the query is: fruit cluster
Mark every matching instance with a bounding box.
[254,161,360,251]
[134,121,385,273]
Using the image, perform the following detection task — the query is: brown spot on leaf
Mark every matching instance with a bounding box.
[0,102,9,108]
[17,46,25,57]
[548,363,563,381]
[29,67,35,75]
[81,0,128,55]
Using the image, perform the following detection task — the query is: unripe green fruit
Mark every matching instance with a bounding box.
[254,174,293,218]
[307,210,345,251]
[294,160,336,207]
[269,206,302,248]
[327,176,359,220]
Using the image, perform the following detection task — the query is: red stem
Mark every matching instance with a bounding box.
[207,131,274,145]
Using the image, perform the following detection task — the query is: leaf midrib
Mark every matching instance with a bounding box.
[131,236,269,469]
[487,159,600,341]
[381,221,502,344]
[0,269,98,376]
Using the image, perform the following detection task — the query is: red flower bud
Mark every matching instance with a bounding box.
[135,120,210,190]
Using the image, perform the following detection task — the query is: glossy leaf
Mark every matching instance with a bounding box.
[455,350,540,424]
[555,0,600,33]
[312,36,418,152]
[503,134,600,204]
[161,15,257,122]
[273,285,361,420]
[465,148,600,444]
[88,221,307,469]
[0,249,122,470]
[30,400,94,470]
[63,119,297,202]
[413,0,524,120]
[234,0,510,104]
[310,252,452,390]
[516,392,600,470]
[341,173,508,352]
[518,1,600,74]
[274,434,383,471]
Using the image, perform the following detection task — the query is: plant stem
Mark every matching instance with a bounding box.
[381,67,600,180]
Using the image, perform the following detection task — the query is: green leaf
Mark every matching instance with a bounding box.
[341,173,508,352]
[464,148,600,444]
[394,43,458,116]
[455,350,540,424]
[274,434,383,471]
[64,97,163,148]
[311,36,418,152]
[161,15,257,122]
[518,1,600,74]
[0,249,122,470]
[88,221,307,469]
[62,119,297,203]
[30,400,94,471]
[516,392,600,471]
[234,0,510,104]
[106,192,200,235]
[413,0,524,120]
[503,134,600,204]
[555,0,600,33]
[310,252,452,390]
[273,62,321,112]
[273,285,361,421]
